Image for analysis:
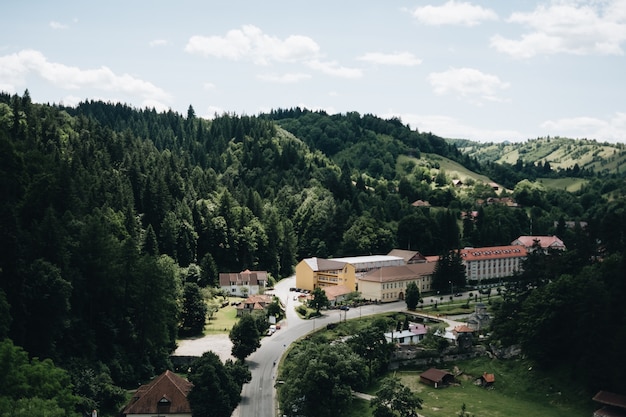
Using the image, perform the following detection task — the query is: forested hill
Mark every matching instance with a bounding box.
[2,91,626,413]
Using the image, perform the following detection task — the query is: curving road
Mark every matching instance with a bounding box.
[234,277,434,417]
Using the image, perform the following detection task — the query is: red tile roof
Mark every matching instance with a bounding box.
[482,372,495,383]
[122,370,192,415]
[511,235,565,250]
[460,245,527,262]
[420,368,453,383]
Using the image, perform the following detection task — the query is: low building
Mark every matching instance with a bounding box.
[419,368,455,388]
[511,235,566,252]
[219,269,268,297]
[236,294,273,317]
[387,249,427,264]
[322,285,353,306]
[384,323,428,345]
[460,245,527,286]
[121,370,192,417]
[466,303,491,332]
[358,263,436,302]
[476,372,495,388]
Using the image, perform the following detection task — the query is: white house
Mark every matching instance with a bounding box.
[219,269,268,297]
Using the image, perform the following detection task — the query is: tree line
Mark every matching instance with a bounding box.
[1,90,626,414]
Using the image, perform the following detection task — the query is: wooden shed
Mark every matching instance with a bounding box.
[419,368,455,389]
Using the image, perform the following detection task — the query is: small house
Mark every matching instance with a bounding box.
[121,370,193,417]
[476,372,495,388]
[419,368,455,388]
[236,294,274,317]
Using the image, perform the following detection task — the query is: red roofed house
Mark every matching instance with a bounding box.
[477,372,495,388]
[236,294,274,317]
[511,235,566,252]
[122,370,193,417]
[419,368,455,388]
[459,245,527,286]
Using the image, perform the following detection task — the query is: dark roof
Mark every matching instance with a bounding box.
[122,370,192,415]
[594,391,626,409]
[419,368,453,383]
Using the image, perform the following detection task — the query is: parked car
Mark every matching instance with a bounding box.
[339,305,350,311]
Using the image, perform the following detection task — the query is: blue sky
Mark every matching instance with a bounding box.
[2,1,626,142]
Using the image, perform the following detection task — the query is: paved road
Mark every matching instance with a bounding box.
[234,277,445,417]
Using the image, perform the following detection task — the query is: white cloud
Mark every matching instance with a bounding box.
[395,112,526,142]
[203,105,225,119]
[491,1,626,58]
[306,59,363,78]
[149,39,169,47]
[411,1,498,26]
[0,49,170,105]
[540,112,626,141]
[257,72,312,83]
[428,67,509,103]
[203,82,216,90]
[185,25,320,65]
[357,52,422,66]
[50,21,68,30]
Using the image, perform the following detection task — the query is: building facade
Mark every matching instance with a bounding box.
[459,245,527,285]
[295,257,357,291]
[219,269,268,297]
[357,262,436,302]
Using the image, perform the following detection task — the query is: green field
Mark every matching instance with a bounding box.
[203,297,239,334]
[343,357,595,417]
[537,177,588,192]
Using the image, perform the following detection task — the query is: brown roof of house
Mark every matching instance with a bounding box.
[387,249,427,264]
[453,325,475,333]
[322,285,352,300]
[594,391,626,409]
[420,368,453,383]
[359,263,436,283]
[122,370,192,415]
[411,199,431,207]
[219,270,268,286]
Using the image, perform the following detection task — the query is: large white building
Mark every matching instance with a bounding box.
[459,245,527,285]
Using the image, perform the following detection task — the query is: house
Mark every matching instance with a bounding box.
[452,179,463,187]
[453,325,475,349]
[593,391,626,417]
[219,269,268,297]
[236,294,274,317]
[358,262,436,302]
[322,285,353,306]
[511,235,566,252]
[384,323,428,345]
[411,199,431,207]
[387,249,427,264]
[476,372,495,388]
[459,245,527,286]
[121,370,192,417]
[419,368,455,388]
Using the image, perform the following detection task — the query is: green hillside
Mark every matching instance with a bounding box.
[451,137,626,175]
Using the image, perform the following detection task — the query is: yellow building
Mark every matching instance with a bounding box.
[295,257,357,291]
[358,263,436,302]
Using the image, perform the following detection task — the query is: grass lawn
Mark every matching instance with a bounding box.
[203,297,239,334]
[357,357,596,417]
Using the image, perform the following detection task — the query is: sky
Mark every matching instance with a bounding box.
[2,0,626,143]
